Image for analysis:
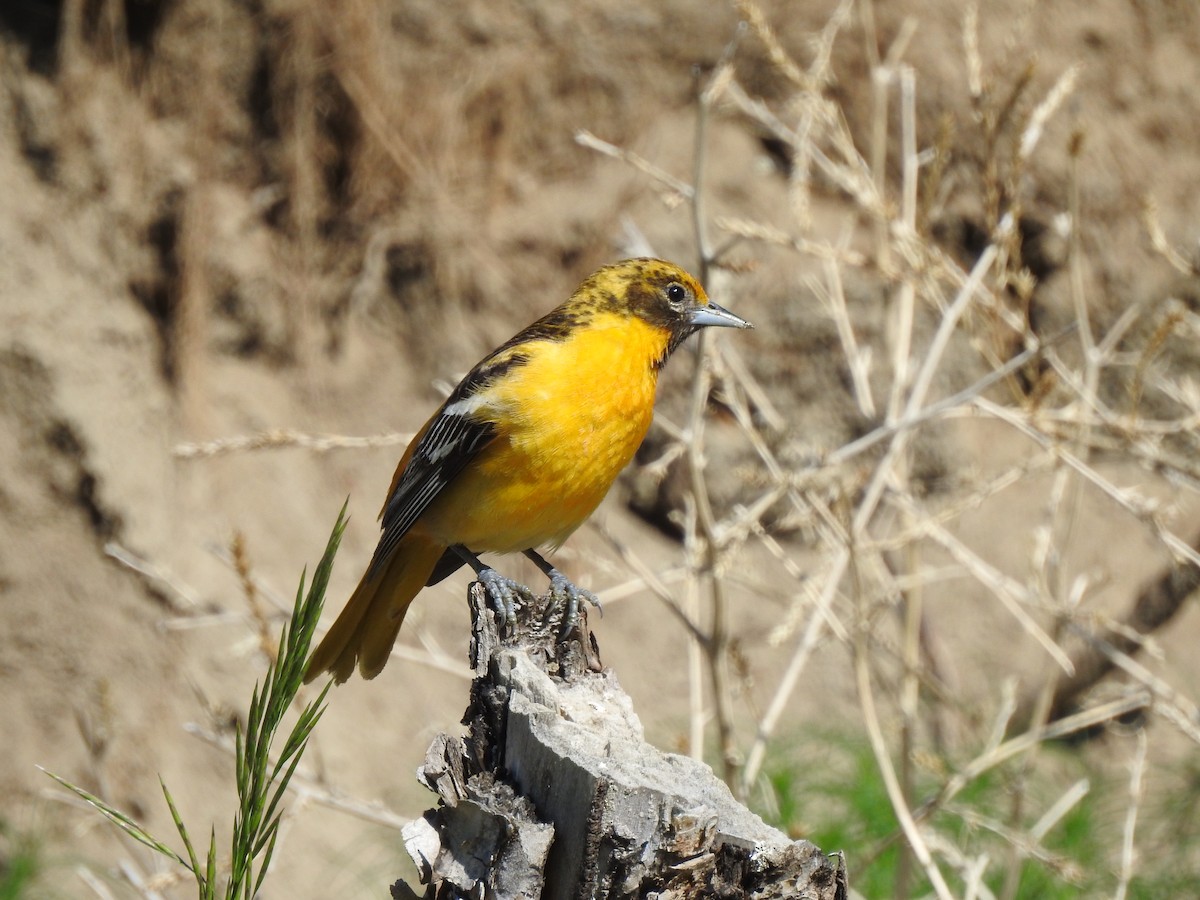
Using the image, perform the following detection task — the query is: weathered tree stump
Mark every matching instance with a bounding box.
[394,585,847,900]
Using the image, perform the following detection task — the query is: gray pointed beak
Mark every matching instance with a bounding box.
[689,301,753,330]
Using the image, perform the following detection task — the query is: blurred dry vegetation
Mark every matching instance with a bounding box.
[2,0,1200,897]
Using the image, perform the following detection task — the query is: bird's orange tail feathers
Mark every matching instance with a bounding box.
[304,533,445,683]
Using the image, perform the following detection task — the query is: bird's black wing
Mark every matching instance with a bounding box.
[366,404,496,579]
[365,341,540,579]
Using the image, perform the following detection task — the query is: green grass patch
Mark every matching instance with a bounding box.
[754,728,1163,898]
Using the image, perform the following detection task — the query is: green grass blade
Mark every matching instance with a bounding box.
[270,693,329,785]
[44,505,349,900]
[206,826,218,900]
[234,719,247,799]
[251,827,280,899]
[226,505,346,897]
[40,769,190,870]
[160,776,202,882]
[257,748,308,856]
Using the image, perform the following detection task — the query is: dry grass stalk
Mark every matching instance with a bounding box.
[173,428,412,459]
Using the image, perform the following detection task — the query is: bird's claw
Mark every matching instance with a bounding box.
[476,568,534,630]
[548,571,602,635]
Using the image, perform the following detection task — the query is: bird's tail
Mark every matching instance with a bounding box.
[304,532,445,683]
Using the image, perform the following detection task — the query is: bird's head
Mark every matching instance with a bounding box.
[579,258,752,365]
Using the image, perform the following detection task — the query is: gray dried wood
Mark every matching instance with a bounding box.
[394,584,847,900]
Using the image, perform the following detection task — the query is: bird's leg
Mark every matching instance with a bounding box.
[523,549,602,633]
[451,545,532,628]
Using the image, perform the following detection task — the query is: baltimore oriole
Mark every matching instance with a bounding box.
[305,258,751,683]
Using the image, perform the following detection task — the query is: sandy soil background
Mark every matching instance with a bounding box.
[2,1,1199,897]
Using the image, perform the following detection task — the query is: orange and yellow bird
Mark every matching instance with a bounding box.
[304,258,751,683]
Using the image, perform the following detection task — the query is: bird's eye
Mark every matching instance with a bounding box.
[666,283,688,305]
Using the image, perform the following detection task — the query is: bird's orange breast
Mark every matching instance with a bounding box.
[417,312,670,553]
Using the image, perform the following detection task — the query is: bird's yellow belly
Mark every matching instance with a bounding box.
[420,315,664,552]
